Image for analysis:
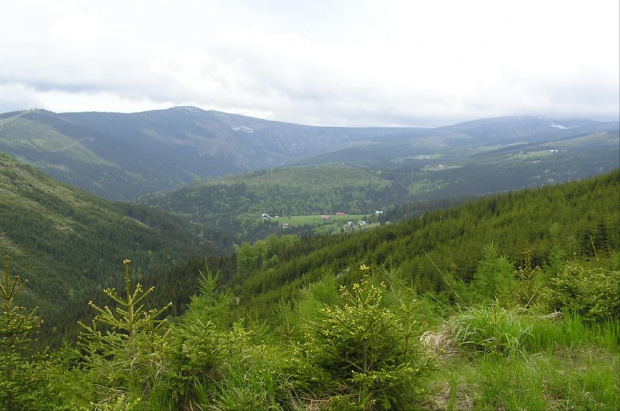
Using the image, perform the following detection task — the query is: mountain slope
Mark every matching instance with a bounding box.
[221,169,620,319]
[0,152,218,314]
[0,107,412,200]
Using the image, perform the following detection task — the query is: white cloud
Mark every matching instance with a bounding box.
[0,83,44,112]
[0,0,617,126]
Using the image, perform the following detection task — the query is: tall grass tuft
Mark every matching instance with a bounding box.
[446,304,532,358]
[446,303,619,359]
[435,350,619,411]
[527,313,620,353]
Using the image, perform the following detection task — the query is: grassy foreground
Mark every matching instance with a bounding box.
[424,309,619,410]
[2,252,618,410]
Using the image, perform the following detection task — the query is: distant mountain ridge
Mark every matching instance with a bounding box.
[298,116,620,166]
[0,107,617,200]
[0,107,413,199]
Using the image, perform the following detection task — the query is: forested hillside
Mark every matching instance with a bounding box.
[220,169,619,319]
[139,129,619,244]
[0,152,219,316]
[46,169,620,340]
[138,166,404,244]
[2,170,618,410]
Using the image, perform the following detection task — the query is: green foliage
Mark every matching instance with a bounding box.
[433,348,619,411]
[236,234,299,273]
[5,244,620,410]
[0,152,218,348]
[139,165,398,243]
[469,243,517,304]
[0,255,51,411]
[0,165,617,409]
[513,250,544,308]
[526,314,620,353]
[273,270,341,345]
[433,292,619,409]
[427,247,619,409]
[289,268,434,410]
[540,257,620,322]
[76,259,172,409]
[442,248,619,358]
[158,264,234,408]
[209,341,293,410]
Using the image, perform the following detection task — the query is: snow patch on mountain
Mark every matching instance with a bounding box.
[232,126,255,133]
[549,122,576,130]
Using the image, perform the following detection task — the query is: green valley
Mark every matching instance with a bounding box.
[1,170,618,410]
[138,126,619,244]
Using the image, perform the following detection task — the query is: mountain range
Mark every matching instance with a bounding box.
[0,107,404,200]
[1,107,617,200]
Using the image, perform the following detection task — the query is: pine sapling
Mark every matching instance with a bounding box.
[0,255,44,411]
[78,258,171,407]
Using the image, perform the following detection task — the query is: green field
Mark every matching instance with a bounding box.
[271,213,381,234]
[512,149,558,160]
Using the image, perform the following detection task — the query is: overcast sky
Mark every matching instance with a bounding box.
[1,0,618,127]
